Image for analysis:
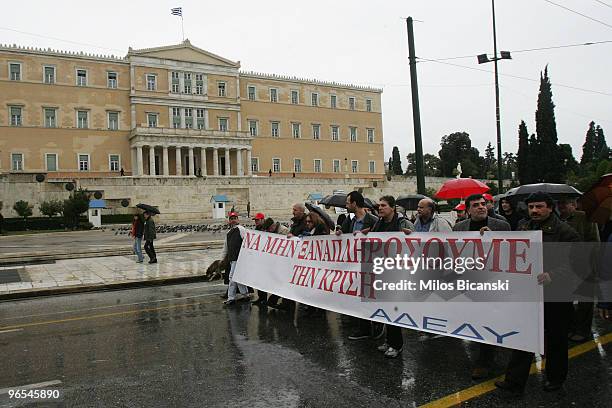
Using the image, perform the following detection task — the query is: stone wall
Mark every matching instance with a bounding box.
[0,174,456,221]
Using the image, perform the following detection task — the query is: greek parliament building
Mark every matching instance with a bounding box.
[0,40,384,180]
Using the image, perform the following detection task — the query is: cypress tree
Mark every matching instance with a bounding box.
[594,125,610,160]
[535,66,562,183]
[517,121,531,184]
[580,121,597,166]
[528,134,540,183]
[391,146,403,175]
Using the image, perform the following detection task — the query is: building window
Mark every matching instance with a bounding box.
[366,99,372,112]
[146,74,156,91]
[351,160,358,173]
[11,153,23,171]
[332,159,340,173]
[184,72,192,94]
[248,86,256,101]
[311,93,319,106]
[184,108,193,129]
[44,66,56,84]
[269,88,278,103]
[367,128,374,143]
[107,72,117,88]
[108,111,119,130]
[195,73,204,95]
[251,157,259,172]
[218,118,228,131]
[76,69,87,86]
[273,158,281,173]
[172,107,181,128]
[249,120,258,136]
[109,154,120,171]
[294,158,302,173]
[46,153,58,172]
[369,160,376,174]
[330,94,337,109]
[291,90,299,104]
[312,124,320,140]
[44,108,56,128]
[331,125,339,141]
[218,82,226,97]
[271,121,279,137]
[171,71,180,93]
[196,109,205,129]
[77,110,89,129]
[314,159,322,173]
[78,154,90,171]
[350,127,357,142]
[10,106,22,126]
[349,97,356,110]
[147,113,158,128]
[9,63,21,81]
[292,123,301,138]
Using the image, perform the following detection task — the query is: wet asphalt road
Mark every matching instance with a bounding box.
[0,283,610,407]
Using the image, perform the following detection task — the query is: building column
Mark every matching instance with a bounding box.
[213,148,219,176]
[246,149,252,176]
[136,146,143,176]
[175,146,182,176]
[224,148,231,176]
[149,146,156,176]
[204,110,210,130]
[188,147,194,176]
[236,148,243,176]
[162,146,169,176]
[200,147,207,176]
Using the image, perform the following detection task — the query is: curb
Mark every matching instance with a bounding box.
[0,274,221,301]
[0,240,224,266]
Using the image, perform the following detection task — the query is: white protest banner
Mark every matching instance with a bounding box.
[233,230,544,354]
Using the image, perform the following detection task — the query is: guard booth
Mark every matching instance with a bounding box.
[307,193,323,207]
[210,195,232,219]
[88,199,106,228]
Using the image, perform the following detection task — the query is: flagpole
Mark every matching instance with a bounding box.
[181,15,185,41]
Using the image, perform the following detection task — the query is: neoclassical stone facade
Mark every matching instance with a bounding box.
[0,40,384,179]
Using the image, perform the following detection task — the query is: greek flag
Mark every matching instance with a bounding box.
[171,7,182,16]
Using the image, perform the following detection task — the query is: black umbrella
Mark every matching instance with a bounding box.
[504,183,582,202]
[136,203,161,215]
[319,194,374,209]
[396,194,427,211]
[305,202,335,230]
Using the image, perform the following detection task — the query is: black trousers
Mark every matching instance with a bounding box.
[504,302,571,389]
[386,325,403,350]
[144,240,156,261]
[257,290,267,301]
[476,343,496,367]
[570,302,594,336]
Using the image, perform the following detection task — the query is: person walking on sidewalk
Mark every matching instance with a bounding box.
[143,211,157,264]
[223,211,250,306]
[129,214,145,263]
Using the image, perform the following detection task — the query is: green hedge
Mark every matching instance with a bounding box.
[1,217,88,231]
[101,214,134,224]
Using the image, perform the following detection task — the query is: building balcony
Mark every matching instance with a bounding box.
[130,126,250,139]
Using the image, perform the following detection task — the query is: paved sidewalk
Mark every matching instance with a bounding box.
[0,248,223,299]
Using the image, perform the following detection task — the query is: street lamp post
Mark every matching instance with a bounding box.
[477,0,511,194]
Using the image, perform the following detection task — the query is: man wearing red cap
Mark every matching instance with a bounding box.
[252,212,265,230]
[454,203,466,224]
[483,193,507,222]
[222,211,250,305]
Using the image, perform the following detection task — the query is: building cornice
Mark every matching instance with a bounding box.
[0,44,127,64]
[240,71,382,93]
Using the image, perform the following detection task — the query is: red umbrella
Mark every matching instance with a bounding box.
[435,178,490,200]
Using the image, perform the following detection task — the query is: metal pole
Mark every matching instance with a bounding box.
[491,0,504,193]
[406,17,425,195]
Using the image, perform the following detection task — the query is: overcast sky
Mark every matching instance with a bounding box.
[3,0,611,166]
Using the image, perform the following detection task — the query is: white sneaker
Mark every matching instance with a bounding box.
[377,343,389,353]
[384,347,403,359]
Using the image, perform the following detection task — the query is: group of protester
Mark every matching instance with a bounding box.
[127,188,610,397]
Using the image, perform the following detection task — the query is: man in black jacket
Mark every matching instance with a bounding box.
[336,191,380,341]
[143,211,157,264]
[222,212,250,306]
[495,192,580,396]
[288,203,307,237]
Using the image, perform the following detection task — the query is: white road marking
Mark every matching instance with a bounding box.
[0,329,23,334]
[0,380,62,395]
[1,285,225,321]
